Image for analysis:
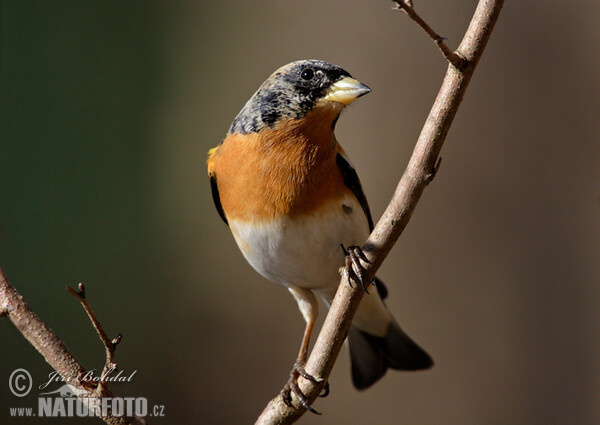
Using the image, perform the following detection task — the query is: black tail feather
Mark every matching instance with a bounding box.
[348,322,433,390]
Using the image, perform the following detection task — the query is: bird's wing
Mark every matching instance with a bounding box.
[335,147,374,232]
[207,147,228,225]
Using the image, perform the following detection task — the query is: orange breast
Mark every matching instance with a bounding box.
[209,108,350,222]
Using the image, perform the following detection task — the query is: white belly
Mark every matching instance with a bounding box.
[229,196,370,290]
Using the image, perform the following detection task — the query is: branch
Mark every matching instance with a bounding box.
[67,283,123,397]
[0,268,144,425]
[255,0,505,423]
[393,0,466,68]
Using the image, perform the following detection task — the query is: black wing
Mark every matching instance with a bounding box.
[209,173,228,225]
[336,153,374,232]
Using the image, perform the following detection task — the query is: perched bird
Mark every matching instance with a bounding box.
[207,59,432,410]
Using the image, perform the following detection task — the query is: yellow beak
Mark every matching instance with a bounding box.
[322,76,371,105]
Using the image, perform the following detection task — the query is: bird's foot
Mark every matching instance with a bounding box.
[280,361,327,414]
[341,244,375,293]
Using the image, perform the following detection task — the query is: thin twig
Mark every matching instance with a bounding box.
[255,0,505,423]
[67,283,122,397]
[393,0,466,69]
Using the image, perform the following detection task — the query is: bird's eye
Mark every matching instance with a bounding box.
[300,68,315,81]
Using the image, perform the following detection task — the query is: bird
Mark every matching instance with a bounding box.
[207,59,432,411]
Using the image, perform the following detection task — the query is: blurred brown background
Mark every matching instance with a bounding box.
[1,1,599,424]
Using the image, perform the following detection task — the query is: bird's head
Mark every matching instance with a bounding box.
[229,60,371,135]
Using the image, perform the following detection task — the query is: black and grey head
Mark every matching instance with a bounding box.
[229,59,370,134]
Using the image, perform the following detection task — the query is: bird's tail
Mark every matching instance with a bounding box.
[345,276,432,390]
[347,319,433,390]
[318,277,433,389]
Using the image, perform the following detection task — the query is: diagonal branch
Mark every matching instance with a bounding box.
[255,0,505,423]
[0,269,90,390]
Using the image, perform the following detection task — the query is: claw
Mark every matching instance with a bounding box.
[354,247,371,264]
[341,245,373,293]
[294,362,323,384]
[280,362,323,415]
[319,381,330,398]
[348,249,369,293]
[291,380,321,415]
[340,243,349,256]
[281,386,293,407]
[343,255,355,288]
